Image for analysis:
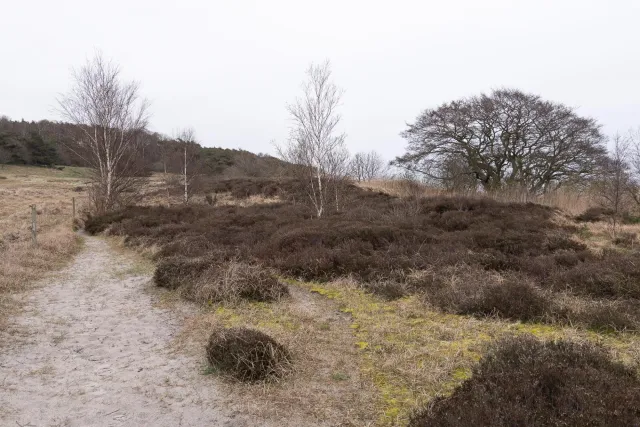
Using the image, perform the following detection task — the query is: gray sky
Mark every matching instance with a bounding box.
[1,0,639,161]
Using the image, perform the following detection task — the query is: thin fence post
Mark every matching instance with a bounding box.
[31,204,37,247]
[72,197,76,220]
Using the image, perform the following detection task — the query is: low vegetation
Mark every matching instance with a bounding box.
[84,177,640,425]
[205,327,293,382]
[86,179,640,331]
[409,335,640,426]
[0,165,85,331]
[156,257,289,303]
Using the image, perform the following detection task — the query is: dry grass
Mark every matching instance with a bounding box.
[173,285,379,426]
[140,173,282,207]
[360,179,595,216]
[303,278,640,426]
[0,165,87,332]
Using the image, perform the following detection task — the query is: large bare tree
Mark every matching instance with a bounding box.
[393,89,607,193]
[58,53,149,212]
[278,60,349,217]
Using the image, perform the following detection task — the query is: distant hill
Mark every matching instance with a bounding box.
[0,116,289,177]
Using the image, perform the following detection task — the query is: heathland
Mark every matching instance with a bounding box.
[80,175,640,426]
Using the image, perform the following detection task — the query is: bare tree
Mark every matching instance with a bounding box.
[350,150,385,181]
[594,134,633,238]
[277,60,349,217]
[58,53,149,212]
[393,88,607,193]
[175,128,201,204]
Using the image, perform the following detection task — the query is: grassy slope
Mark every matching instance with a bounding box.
[0,165,88,331]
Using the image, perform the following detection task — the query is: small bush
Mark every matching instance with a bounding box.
[154,256,214,290]
[551,251,640,299]
[418,266,551,322]
[155,257,288,302]
[206,327,293,382]
[204,193,217,205]
[575,206,614,222]
[182,261,289,303]
[409,335,640,427]
[614,231,637,247]
[568,299,640,332]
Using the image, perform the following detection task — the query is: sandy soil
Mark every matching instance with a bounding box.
[0,236,260,427]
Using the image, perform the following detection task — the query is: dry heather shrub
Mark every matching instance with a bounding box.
[562,298,640,332]
[206,327,293,382]
[550,251,640,299]
[614,231,637,247]
[154,257,288,303]
[182,261,289,303]
[575,206,614,222]
[409,335,640,427]
[416,266,551,321]
[154,256,213,290]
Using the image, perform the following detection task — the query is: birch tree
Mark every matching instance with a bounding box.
[175,128,201,204]
[58,53,149,213]
[278,60,349,217]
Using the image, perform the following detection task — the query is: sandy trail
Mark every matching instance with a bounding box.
[0,236,253,427]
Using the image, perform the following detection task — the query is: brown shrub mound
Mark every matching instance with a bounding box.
[154,256,213,290]
[182,261,289,303]
[155,258,288,303]
[416,266,551,321]
[206,327,293,382]
[562,298,640,333]
[549,251,640,299]
[409,335,640,427]
[575,206,614,222]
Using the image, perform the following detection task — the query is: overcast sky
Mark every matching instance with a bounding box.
[1,0,639,161]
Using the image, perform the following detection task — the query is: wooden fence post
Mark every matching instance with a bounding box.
[72,197,76,220]
[31,204,37,247]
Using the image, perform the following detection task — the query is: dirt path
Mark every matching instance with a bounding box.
[0,236,254,427]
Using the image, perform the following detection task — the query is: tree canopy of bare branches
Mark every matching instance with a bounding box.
[58,53,149,212]
[350,150,386,181]
[278,60,349,217]
[393,88,608,193]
